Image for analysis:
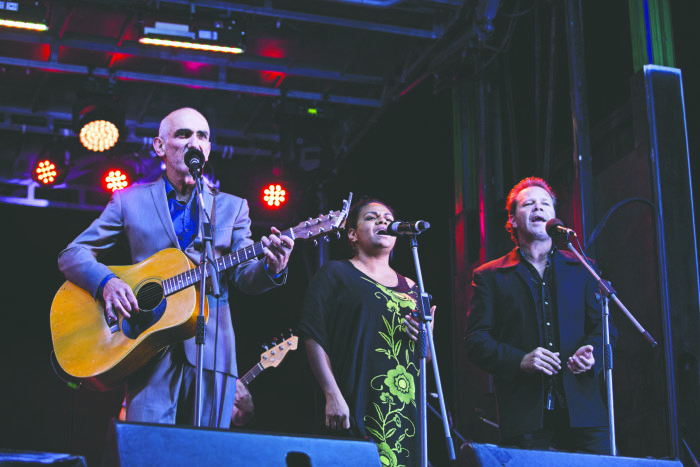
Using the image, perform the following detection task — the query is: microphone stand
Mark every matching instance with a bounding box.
[190,164,220,427]
[406,234,455,466]
[562,233,657,456]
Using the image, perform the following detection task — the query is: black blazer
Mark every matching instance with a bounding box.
[464,248,616,440]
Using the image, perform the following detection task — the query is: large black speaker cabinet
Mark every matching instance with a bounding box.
[0,450,87,466]
[102,420,381,467]
[459,443,683,466]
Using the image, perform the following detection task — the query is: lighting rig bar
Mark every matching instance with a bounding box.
[0,54,382,108]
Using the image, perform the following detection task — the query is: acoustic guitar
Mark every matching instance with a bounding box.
[50,200,349,391]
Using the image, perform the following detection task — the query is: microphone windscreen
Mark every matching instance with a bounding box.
[185,148,205,169]
[545,218,564,236]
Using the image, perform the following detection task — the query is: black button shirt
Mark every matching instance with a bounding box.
[518,247,566,411]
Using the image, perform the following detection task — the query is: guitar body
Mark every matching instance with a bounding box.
[50,197,351,391]
[50,248,208,391]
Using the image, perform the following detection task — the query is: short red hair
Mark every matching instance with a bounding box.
[504,177,557,243]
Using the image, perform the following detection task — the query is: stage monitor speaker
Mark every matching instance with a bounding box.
[102,420,381,467]
[0,449,87,466]
[459,443,683,466]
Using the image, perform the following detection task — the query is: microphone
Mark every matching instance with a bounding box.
[184,147,205,176]
[380,220,431,236]
[545,218,577,238]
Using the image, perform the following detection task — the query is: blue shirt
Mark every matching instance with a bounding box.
[164,176,199,250]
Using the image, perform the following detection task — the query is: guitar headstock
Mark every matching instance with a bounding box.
[291,193,352,243]
[259,335,299,370]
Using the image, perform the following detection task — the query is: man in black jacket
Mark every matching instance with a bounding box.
[465,177,615,454]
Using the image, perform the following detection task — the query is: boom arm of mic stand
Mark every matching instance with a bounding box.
[565,240,657,348]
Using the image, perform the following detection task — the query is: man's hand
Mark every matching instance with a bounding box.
[325,392,351,431]
[232,379,254,427]
[261,226,295,275]
[520,347,561,375]
[103,277,139,321]
[567,345,595,374]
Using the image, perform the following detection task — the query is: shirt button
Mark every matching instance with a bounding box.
[549,342,553,346]
[545,301,549,305]
[542,282,546,286]
[546,322,551,326]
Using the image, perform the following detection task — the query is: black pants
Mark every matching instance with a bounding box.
[501,407,610,455]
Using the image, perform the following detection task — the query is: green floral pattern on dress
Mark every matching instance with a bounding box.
[362,277,419,467]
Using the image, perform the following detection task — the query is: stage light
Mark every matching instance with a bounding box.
[34,160,57,184]
[139,19,246,54]
[0,1,48,32]
[32,158,67,186]
[31,144,69,186]
[102,168,130,192]
[263,183,287,209]
[73,101,125,152]
[80,119,119,152]
[139,37,244,54]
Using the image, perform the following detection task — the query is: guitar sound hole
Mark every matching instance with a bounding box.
[137,282,164,311]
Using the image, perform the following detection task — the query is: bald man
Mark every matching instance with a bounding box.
[59,108,294,427]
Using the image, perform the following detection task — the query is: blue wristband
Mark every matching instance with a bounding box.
[96,273,118,300]
[263,260,286,279]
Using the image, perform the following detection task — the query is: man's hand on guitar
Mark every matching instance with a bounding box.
[103,277,139,321]
[261,226,295,275]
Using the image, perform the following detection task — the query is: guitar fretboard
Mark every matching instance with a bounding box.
[240,363,265,386]
[161,227,296,297]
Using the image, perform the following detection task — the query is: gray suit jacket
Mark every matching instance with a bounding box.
[58,176,284,377]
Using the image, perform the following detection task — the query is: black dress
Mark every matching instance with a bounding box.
[299,260,421,467]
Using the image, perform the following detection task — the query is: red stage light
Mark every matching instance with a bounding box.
[32,158,66,186]
[103,169,130,192]
[263,183,287,208]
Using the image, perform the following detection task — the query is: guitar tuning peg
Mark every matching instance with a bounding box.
[336,231,341,239]
[313,239,318,247]
[324,236,330,242]
[288,328,294,337]
[262,344,269,351]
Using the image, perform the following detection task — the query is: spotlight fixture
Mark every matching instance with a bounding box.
[79,116,120,152]
[139,19,246,54]
[102,168,131,192]
[32,158,67,186]
[262,183,287,209]
[0,1,48,31]
[31,144,68,186]
[73,85,125,152]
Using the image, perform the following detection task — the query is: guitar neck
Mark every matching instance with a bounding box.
[161,227,295,297]
[239,362,265,386]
